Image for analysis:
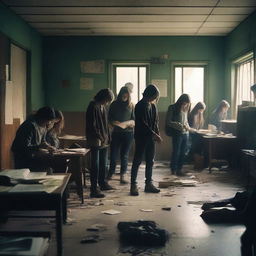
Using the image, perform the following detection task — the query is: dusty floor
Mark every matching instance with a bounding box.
[54,162,247,256]
[0,162,247,255]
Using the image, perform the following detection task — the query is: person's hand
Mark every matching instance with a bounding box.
[154,134,163,143]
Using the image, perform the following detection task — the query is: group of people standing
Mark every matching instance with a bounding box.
[85,83,230,198]
[11,83,230,199]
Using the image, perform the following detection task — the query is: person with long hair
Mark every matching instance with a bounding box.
[11,106,56,172]
[45,110,64,149]
[209,100,230,131]
[86,88,114,198]
[165,94,193,176]
[107,86,135,184]
[188,102,206,169]
[130,84,162,196]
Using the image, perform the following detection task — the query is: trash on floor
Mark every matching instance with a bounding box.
[117,220,168,246]
[86,223,107,232]
[80,234,101,244]
[101,209,121,215]
[161,207,171,211]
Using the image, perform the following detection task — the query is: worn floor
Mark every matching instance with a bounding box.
[0,162,247,256]
[56,162,246,256]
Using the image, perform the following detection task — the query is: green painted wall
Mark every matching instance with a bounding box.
[43,36,225,114]
[225,11,256,105]
[0,2,44,111]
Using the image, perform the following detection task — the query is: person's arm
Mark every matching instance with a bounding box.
[165,105,183,131]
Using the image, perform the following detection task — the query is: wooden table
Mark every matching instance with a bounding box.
[0,173,71,256]
[201,133,238,172]
[52,148,90,204]
[59,135,86,148]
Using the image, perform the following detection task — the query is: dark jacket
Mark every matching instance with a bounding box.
[11,116,47,168]
[134,98,159,139]
[86,101,110,148]
[108,100,134,133]
[165,104,189,136]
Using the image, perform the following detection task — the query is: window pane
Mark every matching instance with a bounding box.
[116,67,138,103]
[139,67,146,101]
[175,67,182,102]
[115,66,147,103]
[183,67,204,105]
[175,66,204,105]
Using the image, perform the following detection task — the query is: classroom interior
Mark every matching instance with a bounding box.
[0,1,256,255]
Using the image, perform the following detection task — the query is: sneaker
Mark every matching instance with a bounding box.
[90,188,105,198]
[120,175,129,184]
[130,184,139,196]
[100,182,113,191]
[144,183,160,193]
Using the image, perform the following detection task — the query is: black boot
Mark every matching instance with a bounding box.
[90,187,105,198]
[144,182,160,193]
[130,184,139,196]
[100,182,113,191]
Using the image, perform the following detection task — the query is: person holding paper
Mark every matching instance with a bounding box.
[11,106,56,172]
[86,88,114,198]
[130,84,162,196]
[107,86,135,184]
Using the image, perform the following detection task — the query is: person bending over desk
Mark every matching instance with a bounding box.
[209,100,230,132]
[11,106,56,172]
[188,102,206,169]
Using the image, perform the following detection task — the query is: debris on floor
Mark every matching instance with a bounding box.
[117,220,168,246]
[86,223,107,232]
[80,234,101,244]
[101,209,121,215]
[161,207,171,211]
[140,209,153,212]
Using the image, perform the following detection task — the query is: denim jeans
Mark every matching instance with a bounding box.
[90,147,108,191]
[130,137,155,184]
[171,133,188,172]
[108,132,133,176]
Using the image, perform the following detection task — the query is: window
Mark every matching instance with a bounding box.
[233,52,254,114]
[174,66,205,106]
[113,64,148,103]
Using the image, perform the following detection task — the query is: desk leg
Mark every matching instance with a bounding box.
[62,190,68,223]
[56,199,63,256]
[209,140,212,173]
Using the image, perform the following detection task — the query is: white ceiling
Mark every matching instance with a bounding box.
[2,0,256,36]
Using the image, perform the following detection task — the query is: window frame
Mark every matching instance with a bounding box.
[172,62,208,106]
[231,51,255,118]
[110,62,150,102]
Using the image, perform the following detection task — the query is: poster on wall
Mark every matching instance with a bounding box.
[80,77,94,90]
[80,60,104,73]
[151,79,168,97]
[5,81,13,125]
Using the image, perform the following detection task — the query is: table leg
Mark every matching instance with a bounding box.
[56,199,63,256]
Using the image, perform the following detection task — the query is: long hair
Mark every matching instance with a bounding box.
[189,102,206,129]
[143,84,160,100]
[213,100,230,120]
[94,88,114,103]
[50,110,64,135]
[116,86,132,109]
[174,94,191,115]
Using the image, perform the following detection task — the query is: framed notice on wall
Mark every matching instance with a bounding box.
[151,79,168,97]
[80,60,104,73]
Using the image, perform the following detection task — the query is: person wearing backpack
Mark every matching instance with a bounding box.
[165,94,195,176]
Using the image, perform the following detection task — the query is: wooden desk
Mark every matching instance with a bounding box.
[59,135,86,148]
[201,134,238,173]
[0,173,71,256]
[52,148,90,204]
